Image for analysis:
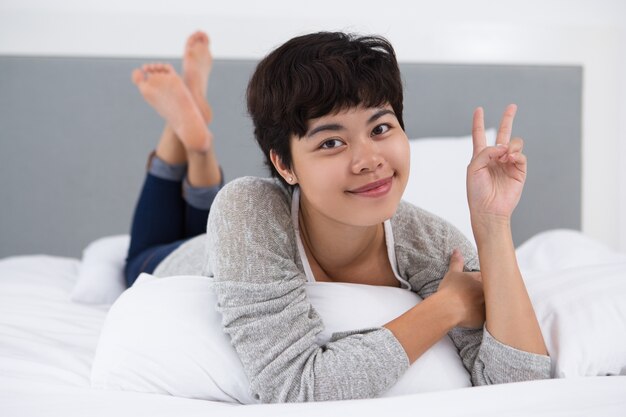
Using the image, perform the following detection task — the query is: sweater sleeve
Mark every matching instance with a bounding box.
[206,178,409,403]
[394,202,551,385]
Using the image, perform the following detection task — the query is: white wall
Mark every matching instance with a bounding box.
[2,0,625,252]
[620,22,626,255]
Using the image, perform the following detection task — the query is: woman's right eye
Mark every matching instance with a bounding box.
[320,139,344,149]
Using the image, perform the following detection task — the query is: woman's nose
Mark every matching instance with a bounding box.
[351,139,384,174]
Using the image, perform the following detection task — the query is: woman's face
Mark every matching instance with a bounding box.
[286,104,410,227]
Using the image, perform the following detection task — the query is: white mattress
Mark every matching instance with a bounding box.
[1,245,626,416]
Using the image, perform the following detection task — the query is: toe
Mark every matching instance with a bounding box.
[153,63,168,73]
[131,69,144,85]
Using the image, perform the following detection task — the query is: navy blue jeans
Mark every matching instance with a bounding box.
[124,174,212,287]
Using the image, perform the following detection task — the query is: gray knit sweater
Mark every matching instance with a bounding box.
[161,176,551,403]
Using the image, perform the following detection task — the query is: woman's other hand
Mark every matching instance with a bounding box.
[437,249,485,329]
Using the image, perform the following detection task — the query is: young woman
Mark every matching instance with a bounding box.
[124,31,223,287]
[141,33,550,402]
[200,32,551,403]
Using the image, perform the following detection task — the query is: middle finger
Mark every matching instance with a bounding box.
[496,104,518,145]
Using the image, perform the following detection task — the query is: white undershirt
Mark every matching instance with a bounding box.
[291,186,411,290]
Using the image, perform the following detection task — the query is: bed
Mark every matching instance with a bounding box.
[1,56,626,416]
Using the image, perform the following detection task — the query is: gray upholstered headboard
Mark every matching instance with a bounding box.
[0,56,581,257]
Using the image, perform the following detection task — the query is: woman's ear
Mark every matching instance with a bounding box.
[270,150,298,185]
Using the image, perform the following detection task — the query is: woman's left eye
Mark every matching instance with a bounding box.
[320,139,344,149]
[372,124,390,136]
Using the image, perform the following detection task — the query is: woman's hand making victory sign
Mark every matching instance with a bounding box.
[467,104,527,225]
[463,104,547,356]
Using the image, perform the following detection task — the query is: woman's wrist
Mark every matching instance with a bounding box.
[430,287,464,328]
[471,213,512,244]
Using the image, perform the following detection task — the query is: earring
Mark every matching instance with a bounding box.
[288,176,294,183]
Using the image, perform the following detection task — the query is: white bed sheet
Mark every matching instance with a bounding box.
[2,373,625,417]
[1,238,626,417]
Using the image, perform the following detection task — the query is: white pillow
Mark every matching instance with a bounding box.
[70,235,129,305]
[516,229,626,275]
[91,274,256,403]
[403,129,496,244]
[307,282,471,397]
[525,262,626,377]
[516,229,626,377]
[91,274,470,404]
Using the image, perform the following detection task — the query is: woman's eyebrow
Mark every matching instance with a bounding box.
[368,109,395,123]
[306,123,344,138]
[305,109,396,138]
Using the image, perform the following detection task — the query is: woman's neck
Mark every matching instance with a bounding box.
[298,198,386,282]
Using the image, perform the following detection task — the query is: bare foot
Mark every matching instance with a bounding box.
[132,63,213,153]
[183,31,213,124]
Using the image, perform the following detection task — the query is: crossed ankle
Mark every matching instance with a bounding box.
[182,173,224,210]
[148,152,187,181]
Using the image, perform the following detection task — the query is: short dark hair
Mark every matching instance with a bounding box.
[246,32,404,186]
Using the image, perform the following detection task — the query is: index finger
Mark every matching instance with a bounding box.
[448,249,465,272]
[496,104,518,145]
[472,107,486,158]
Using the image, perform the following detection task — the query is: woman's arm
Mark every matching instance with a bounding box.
[385,250,484,363]
[394,177,550,385]
[472,216,547,354]
[467,105,547,355]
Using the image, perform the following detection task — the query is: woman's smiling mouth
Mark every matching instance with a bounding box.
[347,176,394,197]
